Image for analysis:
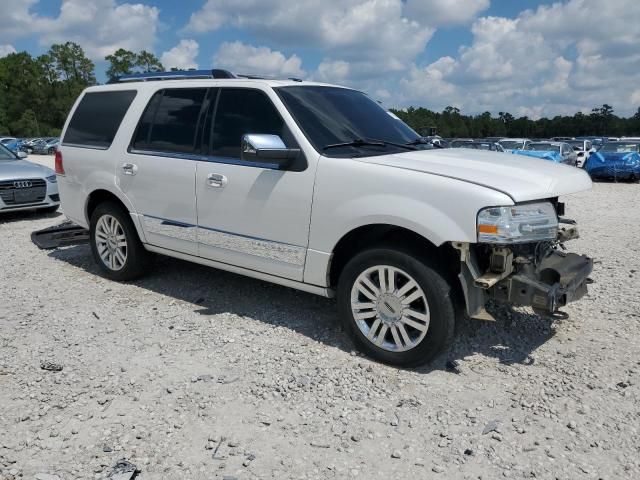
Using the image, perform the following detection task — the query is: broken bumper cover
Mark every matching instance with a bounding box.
[489,250,593,313]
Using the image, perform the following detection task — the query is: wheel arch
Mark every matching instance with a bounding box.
[85,188,146,242]
[327,223,460,290]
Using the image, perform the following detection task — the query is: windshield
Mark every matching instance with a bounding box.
[601,143,639,153]
[499,140,524,149]
[275,86,421,157]
[0,143,17,161]
[527,143,559,152]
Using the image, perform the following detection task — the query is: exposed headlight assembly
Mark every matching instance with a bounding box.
[46,174,57,183]
[477,202,558,243]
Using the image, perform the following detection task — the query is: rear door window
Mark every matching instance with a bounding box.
[63,90,137,149]
[132,88,208,154]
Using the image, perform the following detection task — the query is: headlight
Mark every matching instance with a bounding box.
[477,202,558,243]
[46,174,57,183]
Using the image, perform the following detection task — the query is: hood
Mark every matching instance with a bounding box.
[0,159,55,181]
[512,149,562,162]
[356,148,592,203]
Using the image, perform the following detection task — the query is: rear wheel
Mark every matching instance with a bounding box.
[337,247,455,367]
[89,202,149,281]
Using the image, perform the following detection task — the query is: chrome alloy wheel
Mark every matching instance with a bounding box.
[350,265,431,352]
[95,214,128,271]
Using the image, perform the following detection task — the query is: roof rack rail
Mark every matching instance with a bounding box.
[114,69,237,83]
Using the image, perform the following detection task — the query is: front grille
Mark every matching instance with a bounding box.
[0,179,47,205]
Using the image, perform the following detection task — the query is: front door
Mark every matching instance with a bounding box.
[195,87,316,281]
[118,87,211,255]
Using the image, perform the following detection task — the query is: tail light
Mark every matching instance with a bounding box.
[54,150,65,175]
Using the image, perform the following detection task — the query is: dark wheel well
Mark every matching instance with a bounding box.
[86,190,128,225]
[328,224,460,289]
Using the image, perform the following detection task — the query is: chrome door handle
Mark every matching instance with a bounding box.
[207,173,227,188]
[122,163,138,176]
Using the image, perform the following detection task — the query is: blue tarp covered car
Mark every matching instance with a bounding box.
[511,141,577,165]
[512,149,562,162]
[585,142,640,180]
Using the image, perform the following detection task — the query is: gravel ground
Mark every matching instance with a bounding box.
[1,182,639,480]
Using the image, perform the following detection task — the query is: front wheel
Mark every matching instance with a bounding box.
[89,202,149,281]
[337,248,455,367]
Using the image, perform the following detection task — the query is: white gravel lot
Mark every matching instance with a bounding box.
[1,181,639,480]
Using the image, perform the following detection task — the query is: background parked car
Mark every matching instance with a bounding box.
[512,141,578,166]
[0,142,60,213]
[585,141,640,181]
[498,138,532,152]
[566,139,595,168]
[32,138,59,154]
[450,139,504,151]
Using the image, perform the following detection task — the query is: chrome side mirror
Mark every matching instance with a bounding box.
[241,134,300,168]
[17,151,27,159]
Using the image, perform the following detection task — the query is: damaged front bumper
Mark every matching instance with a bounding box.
[454,229,593,320]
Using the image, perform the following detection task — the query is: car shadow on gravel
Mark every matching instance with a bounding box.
[49,245,558,374]
[0,209,62,224]
[416,302,558,374]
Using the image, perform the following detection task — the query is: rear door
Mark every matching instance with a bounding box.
[194,87,315,281]
[118,87,211,255]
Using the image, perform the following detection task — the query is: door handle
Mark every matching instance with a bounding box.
[207,173,227,188]
[122,163,138,176]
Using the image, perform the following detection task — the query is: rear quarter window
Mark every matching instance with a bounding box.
[63,90,137,149]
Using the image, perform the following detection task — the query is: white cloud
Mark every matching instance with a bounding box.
[214,42,305,78]
[0,0,160,60]
[0,44,17,57]
[161,39,199,70]
[186,0,434,79]
[399,0,640,117]
[404,0,490,26]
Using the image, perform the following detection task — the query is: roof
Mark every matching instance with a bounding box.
[91,68,342,92]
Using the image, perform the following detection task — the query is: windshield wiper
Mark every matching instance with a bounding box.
[405,138,442,149]
[323,138,417,152]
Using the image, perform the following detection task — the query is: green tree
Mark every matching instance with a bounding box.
[105,48,137,81]
[13,109,40,137]
[48,42,96,85]
[135,50,163,73]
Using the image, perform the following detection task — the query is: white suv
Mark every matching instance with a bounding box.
[56,69,594,366]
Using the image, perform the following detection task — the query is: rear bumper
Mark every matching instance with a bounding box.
[490,250,593,313]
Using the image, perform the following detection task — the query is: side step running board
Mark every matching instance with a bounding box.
[31,221,89,250]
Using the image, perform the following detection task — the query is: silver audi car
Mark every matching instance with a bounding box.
[0,143,60,214]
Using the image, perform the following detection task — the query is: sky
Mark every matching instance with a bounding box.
[1,0,639,119]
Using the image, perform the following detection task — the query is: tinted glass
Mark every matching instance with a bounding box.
[0,143,16,160]
[499,141,523,150]
[133,88,207,154]
[63,91,136,148]
[276,86,420,157]
[528,143,558,152]
[601,143,639,153]
[210,88,293,159]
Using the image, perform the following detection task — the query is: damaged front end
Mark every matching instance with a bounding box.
[454,201,593,320]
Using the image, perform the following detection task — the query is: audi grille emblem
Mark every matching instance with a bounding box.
[13,180,33,189]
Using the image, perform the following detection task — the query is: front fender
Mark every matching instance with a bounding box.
[308,157,513,254]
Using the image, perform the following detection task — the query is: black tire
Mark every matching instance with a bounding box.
[89,201,149,281]
[337,247,456,367]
